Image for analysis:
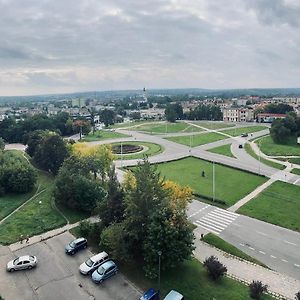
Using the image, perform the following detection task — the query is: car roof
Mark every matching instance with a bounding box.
[140,288,158,300]
[18,255,30,261]
[100,260,116,270]
[90,251,108,261]
[163,290,184,300]
[73,237,86,243]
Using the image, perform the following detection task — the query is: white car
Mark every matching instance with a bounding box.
[79,252,109,275]
[7,255,37,272]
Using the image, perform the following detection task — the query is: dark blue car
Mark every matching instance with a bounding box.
[139,288,159,300]
[65,237,87,255]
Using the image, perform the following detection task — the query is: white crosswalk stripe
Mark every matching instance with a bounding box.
[193,208,239,235]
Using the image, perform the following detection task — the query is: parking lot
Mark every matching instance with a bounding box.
[0,232,141,300]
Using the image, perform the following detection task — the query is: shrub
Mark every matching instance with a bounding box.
[203,255,227,280]
[249,280,268,300]
[78,220,93,238]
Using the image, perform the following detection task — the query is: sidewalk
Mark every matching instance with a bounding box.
[9,216,99,252]
[193,230,300,300]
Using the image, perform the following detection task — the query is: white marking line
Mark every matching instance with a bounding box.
[201,217,227,230]
[208,211,236,221]
[270,255,276,259]
[256,231,268,237]
[259,251,266,255]
[293,177,300,184]
[188,205,209,219]
[239,243,245,247]
[215,207,239,217]
[294,264,300,268]
[205,214,231,225]
[195,220,221,235]
[249,247,255,251]
[281,259,288,263]
[284,240,297,246]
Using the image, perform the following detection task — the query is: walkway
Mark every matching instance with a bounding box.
[193,229,300,300]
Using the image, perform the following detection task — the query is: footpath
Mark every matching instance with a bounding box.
[193,229,300,300]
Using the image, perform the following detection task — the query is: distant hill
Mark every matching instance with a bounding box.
[1,87,300,105]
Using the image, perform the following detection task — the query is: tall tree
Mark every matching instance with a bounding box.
[100,109,115,127]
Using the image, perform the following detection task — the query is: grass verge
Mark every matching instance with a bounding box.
[155,157,267,207]
[257,136,300,156]
[244,143,285,170]
[221,125,268,137]
[191,121,235,130]
[291,168,300,175]
[207,144,235,158]
[202,233,268,267]
[238,181,300,232]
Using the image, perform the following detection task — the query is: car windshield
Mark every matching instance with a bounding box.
[13,258,19,265]
[97,266,105,275]
[69,241,76,248]
[29,256,35,262]
[85,259,94,267]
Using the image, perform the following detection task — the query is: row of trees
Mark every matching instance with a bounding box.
[0,148,37,195]
[270,112,300,144]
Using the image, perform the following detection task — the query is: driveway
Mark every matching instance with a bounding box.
[0,232,141,300]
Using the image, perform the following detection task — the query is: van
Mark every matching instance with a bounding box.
[79,252,109,275]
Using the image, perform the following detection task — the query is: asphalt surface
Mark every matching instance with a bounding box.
[187,200,300,280]
[0,232,141,300]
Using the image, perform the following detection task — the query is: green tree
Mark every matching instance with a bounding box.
[34,134,69,174]
[165,105,177,122]
[100,109,115,127]
[203,256,227,281]
[26,130,49,157]
[249,281,268,300]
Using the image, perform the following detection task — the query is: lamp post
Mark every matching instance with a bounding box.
[120,142,123,168]
[212,161,215,202]
[38,201,44,232]
[158,251,162,292]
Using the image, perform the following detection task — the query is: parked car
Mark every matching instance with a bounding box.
[241,133,248,137]
[238,144,243,149]
[65,237,87,255]
[139,288,159,300]
[79,252,109,275]
[163,290,184,300]
[91,260,118,283]
[7,255,37,272]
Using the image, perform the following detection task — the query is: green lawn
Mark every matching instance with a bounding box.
[111,120,158,129]
[202,233,267,267]
[0,170,67,245]
[155,157,267,207]
[221,126,268,137]
[192,121,236,130]
[291,168,300,175]
[82,130,130,142]
[111,141,163,160]
[244,143,285,170]
[238,181,300,232]
[289,158,300,165]
[257,136,300,156]
[166,132,227,147]
[207,144,235,158]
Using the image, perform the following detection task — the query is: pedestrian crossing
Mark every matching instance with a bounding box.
[193,207,239,235]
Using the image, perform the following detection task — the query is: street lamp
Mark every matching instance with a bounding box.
[212,161,215,202]
[158,251,162,292]
[38,200,44,232]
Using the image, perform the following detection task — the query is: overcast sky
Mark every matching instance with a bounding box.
[0,0,300,96]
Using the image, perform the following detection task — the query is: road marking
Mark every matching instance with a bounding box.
[205,214,231,225]
[239,243,245,247]
[294,264,300,268]
[201,217,228,230]
[215,208,239,217]
[209,210,236,221]
[270,255,276,259]
[188,205,209,219]
[249,247,255,251]
[284,240,297,246]
[281,259,288,263]
[256,231,268,237]
[293,178,300,184]
[194,221,221,235]
[259,251,266,255]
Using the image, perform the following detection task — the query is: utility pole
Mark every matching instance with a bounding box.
[158,251,162,293]
[212,161,215,201]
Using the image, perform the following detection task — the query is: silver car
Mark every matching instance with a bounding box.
[7,255,37,272]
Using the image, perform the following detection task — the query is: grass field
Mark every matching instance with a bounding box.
[192,121,235,130]
[244,143,285,170]
[221,125,268,137]
[289,158,300,165]
[111,120,157,129]
[71,227,272,300]
[202,233,267,267]
[155,157,267,207]
[0,170,67,245]
[82,130,130,142]
[166,132,227,147]
[257,136,300,156]
[110,141,163,160]
[238,181,300,232]
[207,144,235,158]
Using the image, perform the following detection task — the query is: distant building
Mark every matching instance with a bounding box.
[223,107,254,122]
[72,98,86,108]
[257,113,286,123]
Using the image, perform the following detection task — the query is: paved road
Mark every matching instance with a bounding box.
[188,200,300,280]
[0,232,141,300]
